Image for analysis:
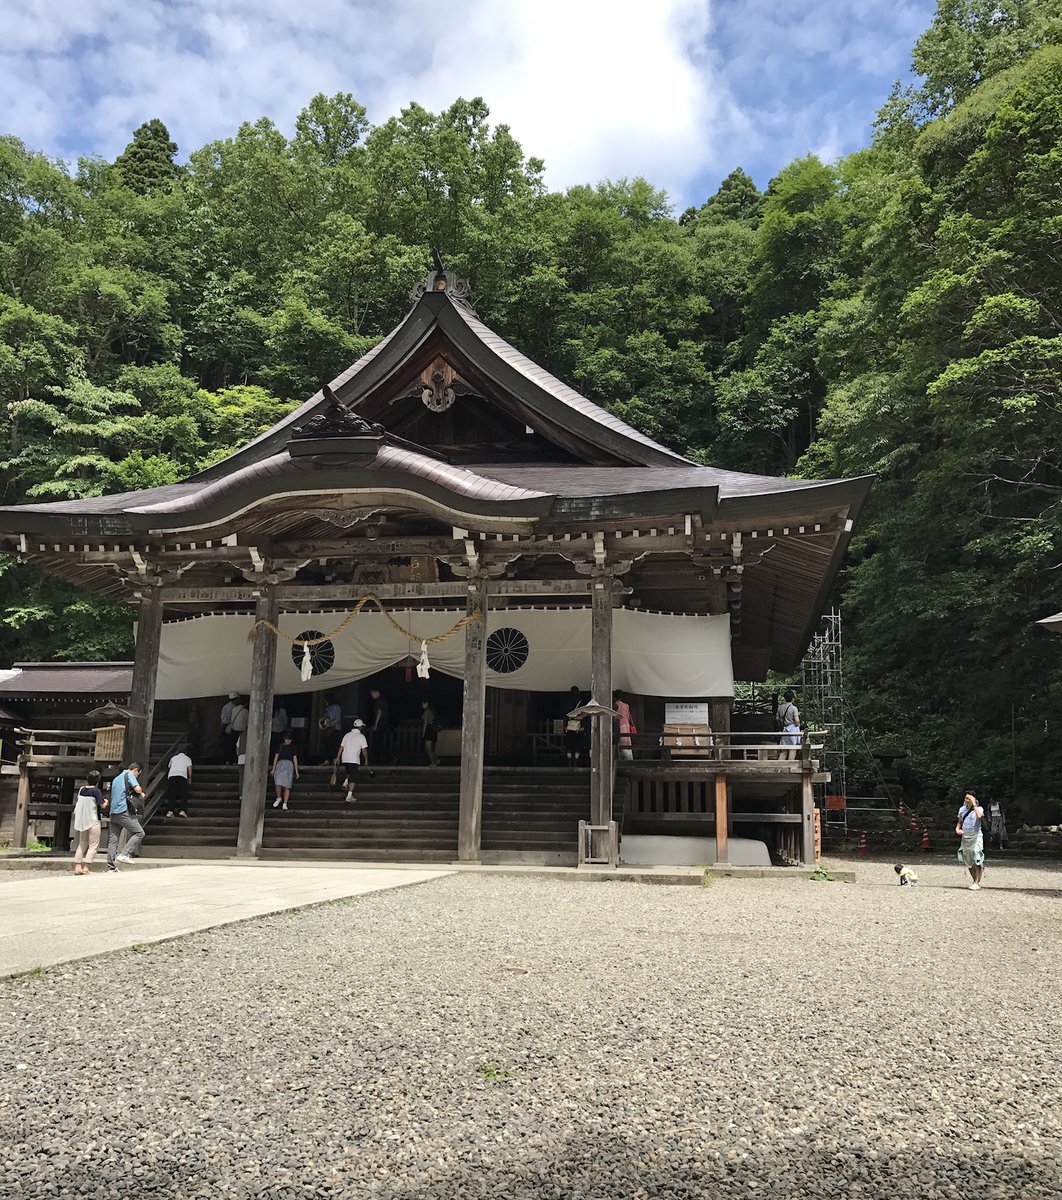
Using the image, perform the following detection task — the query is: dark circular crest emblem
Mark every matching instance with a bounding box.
[291,630,335,677]
[486,627,529,673]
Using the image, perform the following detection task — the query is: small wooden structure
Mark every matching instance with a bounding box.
[661,723,714,759]
[0,261,870,865]
[92,725,126,761]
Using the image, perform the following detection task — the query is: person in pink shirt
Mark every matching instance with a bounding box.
[614,691,636,761]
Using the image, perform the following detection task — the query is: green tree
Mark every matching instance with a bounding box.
[697,167,764,226]
[115,119,180,194]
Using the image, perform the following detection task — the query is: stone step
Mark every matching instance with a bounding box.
[260,835,456,854]
[258,847,455,862]
[262,820,459,835]
[147,832,239,846]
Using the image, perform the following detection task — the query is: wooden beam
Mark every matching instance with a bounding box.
[159,579,596,604]
[590,569,614,829]
[236,587,279,858]
[126,586,163,769]
[801,771,816,866]
[65,532,710,568]
[457,576,487,861]
[13,765,31,848]
[713,772,730,866]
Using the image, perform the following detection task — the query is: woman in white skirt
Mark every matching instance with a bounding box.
[271,732,300,811]
[72,769,106,875]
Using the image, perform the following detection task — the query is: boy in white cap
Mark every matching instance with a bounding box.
[335,718,369,803]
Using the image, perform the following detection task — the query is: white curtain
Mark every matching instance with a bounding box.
[154,607,733,699]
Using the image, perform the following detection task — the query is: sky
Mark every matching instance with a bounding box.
[4,0,937,209]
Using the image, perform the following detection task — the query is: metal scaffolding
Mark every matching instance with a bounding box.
[800,607,847,833]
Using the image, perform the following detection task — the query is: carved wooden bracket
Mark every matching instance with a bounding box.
[239,561,308,586]
[351,563,393,585]
[398,356,475,414]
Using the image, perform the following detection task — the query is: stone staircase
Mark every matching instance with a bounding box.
[146,763,241,856]
[145,765,589,864]
[481,767,589,866]
[261,766,460,862]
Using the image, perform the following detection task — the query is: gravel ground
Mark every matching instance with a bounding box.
[2,858,1061,1199]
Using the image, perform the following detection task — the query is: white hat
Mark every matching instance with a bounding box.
[228,691,240,700]
[352,718,366,728]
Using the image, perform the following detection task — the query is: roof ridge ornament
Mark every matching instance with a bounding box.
[410,249,474,309]
[290,385,385,441]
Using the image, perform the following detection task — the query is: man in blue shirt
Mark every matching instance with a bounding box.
[107,763,146,872]
[955,790,986,890]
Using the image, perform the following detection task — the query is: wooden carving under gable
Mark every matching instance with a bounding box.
[402,357,474,414]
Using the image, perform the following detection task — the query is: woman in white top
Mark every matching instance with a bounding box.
[72,769,106,875]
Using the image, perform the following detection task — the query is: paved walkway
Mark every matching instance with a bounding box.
[0,862,450,976]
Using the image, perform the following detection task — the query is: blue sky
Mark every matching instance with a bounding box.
[4,0,937,209]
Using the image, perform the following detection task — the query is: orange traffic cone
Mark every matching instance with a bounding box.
[857,831,868,855]
[898,802,906,821]
[921,826,931,851]
[908,816,919,834]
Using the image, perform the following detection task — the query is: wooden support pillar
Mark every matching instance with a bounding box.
[458,576,488,861]
[12,765,31,849]
[126,585,164,769]
[710,697,732,739]
[59,777,75,852]
[801,770,816,866]
[590,569,614,828]
[713,771,730,866]
[707,570,733,746]
[236,587,279,858]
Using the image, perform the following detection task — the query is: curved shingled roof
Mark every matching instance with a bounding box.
[195,285,692,482]
[131,443,551,520]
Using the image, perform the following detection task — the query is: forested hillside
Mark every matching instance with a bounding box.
[2,0,1061,799]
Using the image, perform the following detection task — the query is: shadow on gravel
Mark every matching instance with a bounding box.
[988,886,1062,898]
[365,1133,1062,1200]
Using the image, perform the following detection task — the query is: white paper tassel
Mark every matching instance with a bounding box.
[300,642,313,682]
[416,639,431,679]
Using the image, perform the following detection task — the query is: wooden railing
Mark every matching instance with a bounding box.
[12,726,184,847]
[16,727,101,762]
[620,729,825,767]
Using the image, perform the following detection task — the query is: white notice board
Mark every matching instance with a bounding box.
[664,701,711,724]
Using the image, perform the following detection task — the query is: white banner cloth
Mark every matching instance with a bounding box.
[154,608,733,699]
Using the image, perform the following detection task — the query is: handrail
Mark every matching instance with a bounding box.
[141,735,186,827]
[621,728,825,765]
[17,727,98,739]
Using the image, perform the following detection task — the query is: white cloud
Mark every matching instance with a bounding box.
[1,0,932,205]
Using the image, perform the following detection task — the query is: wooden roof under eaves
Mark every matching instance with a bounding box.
[0,262,873,677]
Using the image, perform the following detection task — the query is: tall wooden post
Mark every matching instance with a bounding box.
[126,584,164,769]
[713,772,730,866]
[12,765,31,848]
[801,770,816,866]
[707,570,733,746]
[458,576,488,861]
[590,569,614,827]
[236,587,279,858]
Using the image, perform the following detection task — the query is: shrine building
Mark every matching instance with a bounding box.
[0,262,871,867]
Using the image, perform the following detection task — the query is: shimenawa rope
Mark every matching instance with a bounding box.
[247,593,482,680]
